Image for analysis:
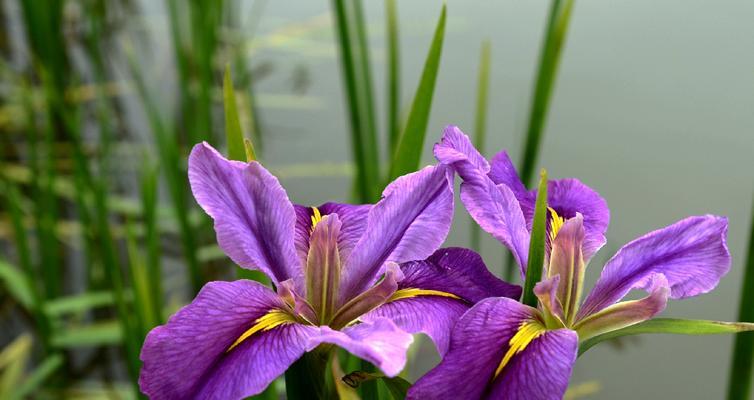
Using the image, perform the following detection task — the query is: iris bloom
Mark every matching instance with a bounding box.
[139,143,520,399]
[408,127,730,399]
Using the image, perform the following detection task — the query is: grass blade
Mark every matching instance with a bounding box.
[470,40,491,253]
[140,161,163,324]
[385,0,400,154]
[521,169,548,307]
[519,0,575,186]
[388,4,446,181]
[727,196,754,399]
[579,318,754,356]
[331,0,381,202]
[224,65,252,162]
[10,354,63,400]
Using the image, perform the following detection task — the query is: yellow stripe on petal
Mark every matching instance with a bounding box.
[493,319,545,379]
[387,288,461,303]
[549,207,565,242]
[310,207,323,231]
[226,310,296,352]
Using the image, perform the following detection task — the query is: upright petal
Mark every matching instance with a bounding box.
[433,125,490,174]
[363,248,521,355]
[408,297,547,400]
[189,143,299,284]
[306,214,343,322]
[313,318,414,377]
[486,328,578,400]
[294,203,371,265]
[340,165,453,301]
[139,280,316,399]
[547,214,586,323]
[579,215,730,319]
[488,150,532,207]
[546,178,610,259]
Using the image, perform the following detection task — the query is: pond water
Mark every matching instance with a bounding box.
[240,1,754,398]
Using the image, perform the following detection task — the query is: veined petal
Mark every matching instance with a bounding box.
[363,248,521,355]
[486,328,578,400]
[534,275,565,328]
[433,125,490,174]
[340,164,453,302]
[306,214,342,322]
[330,263,403,329]
[579,215,730,319]
[408,297,541,400]
[139,280,314,399]
[487,150,532,209]
[294,203,370,266]
[574,273,669,341]
[547,214,586,323]
[312,318,414,377]
[188,143,300,285]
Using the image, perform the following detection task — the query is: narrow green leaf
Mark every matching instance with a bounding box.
[244,138,257,162]
[44,291,115,317]
[522,169,548,307]
[385,0,401,154]
[470,40,492,253]
[579,318,754,356]
[727,196,754,400]
[140,161,163,324]
[388,4,446,181]
[0,259,34,310]
[50,321,123,348]
[519,0,575,187]
[342,370,411,400]
[224,64,249,162]
[10,353,63,400]
[0,335,32,399]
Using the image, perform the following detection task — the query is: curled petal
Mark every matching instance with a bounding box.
[139,280,313,399]
[188,143,300,285]
[574,274,670,341]
[579,215,730,318]
[341,164,453,301]
[313,318,413,377]
[433,125,490,175]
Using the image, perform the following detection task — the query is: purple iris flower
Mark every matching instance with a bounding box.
[138,142,520,399]
[408,126,730,400]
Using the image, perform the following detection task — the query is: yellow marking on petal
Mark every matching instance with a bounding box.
[493,319,545,379]
[387,288,461,303]
[226,310,296,352]
[549,207,565,242]
[310,207,323,231]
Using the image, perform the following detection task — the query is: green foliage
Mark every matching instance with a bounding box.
[522,169,548,307]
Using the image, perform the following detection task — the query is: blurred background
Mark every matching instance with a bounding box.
[1,0,753,398]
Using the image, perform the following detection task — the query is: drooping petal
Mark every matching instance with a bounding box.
[330,263,403,329]
[579,215,730,318]
[547,214,586,323]
[314,318,414,377]
[306,214,342,322]
[460,180,530,275]
[294,203,371,265]
[408,297,542,400]
[433,125,490,174]
[363,248,521,355]
[545,178,610,259]
[139,280,315,399]
[485,328,578,400]
[340,165,453,301]
[188,143,300,285]
[487,150,532,208]
[574,273,669,341]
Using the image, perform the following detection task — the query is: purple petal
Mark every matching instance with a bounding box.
[330,263,403,329]
[188,143,300,285]
[574,274,669,341]
[294,203,371,266]
[305,214,342,321]
[547,214,586,322]
[534,275,565,324]
[486,329,578,400]
[433,126,530,274]
[488,150,532,207]
[579,215,730,319]
[139,280,313,399]
[363,248,520,355]
[546,178,610,259]
[362,296,467,356]
[314,318,413,377]
[340,164,453,301]
[460,180,530,275]
[407,297,538,400]
[400,247,522,302]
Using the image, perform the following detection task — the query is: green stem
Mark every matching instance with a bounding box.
[285,350,331,400]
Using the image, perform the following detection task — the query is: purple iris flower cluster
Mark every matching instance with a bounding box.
[139,126,730,400]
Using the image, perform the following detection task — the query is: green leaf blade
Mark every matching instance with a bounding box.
[388,4,446,181]
[224,65,250,162]
[522,169,548,307]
